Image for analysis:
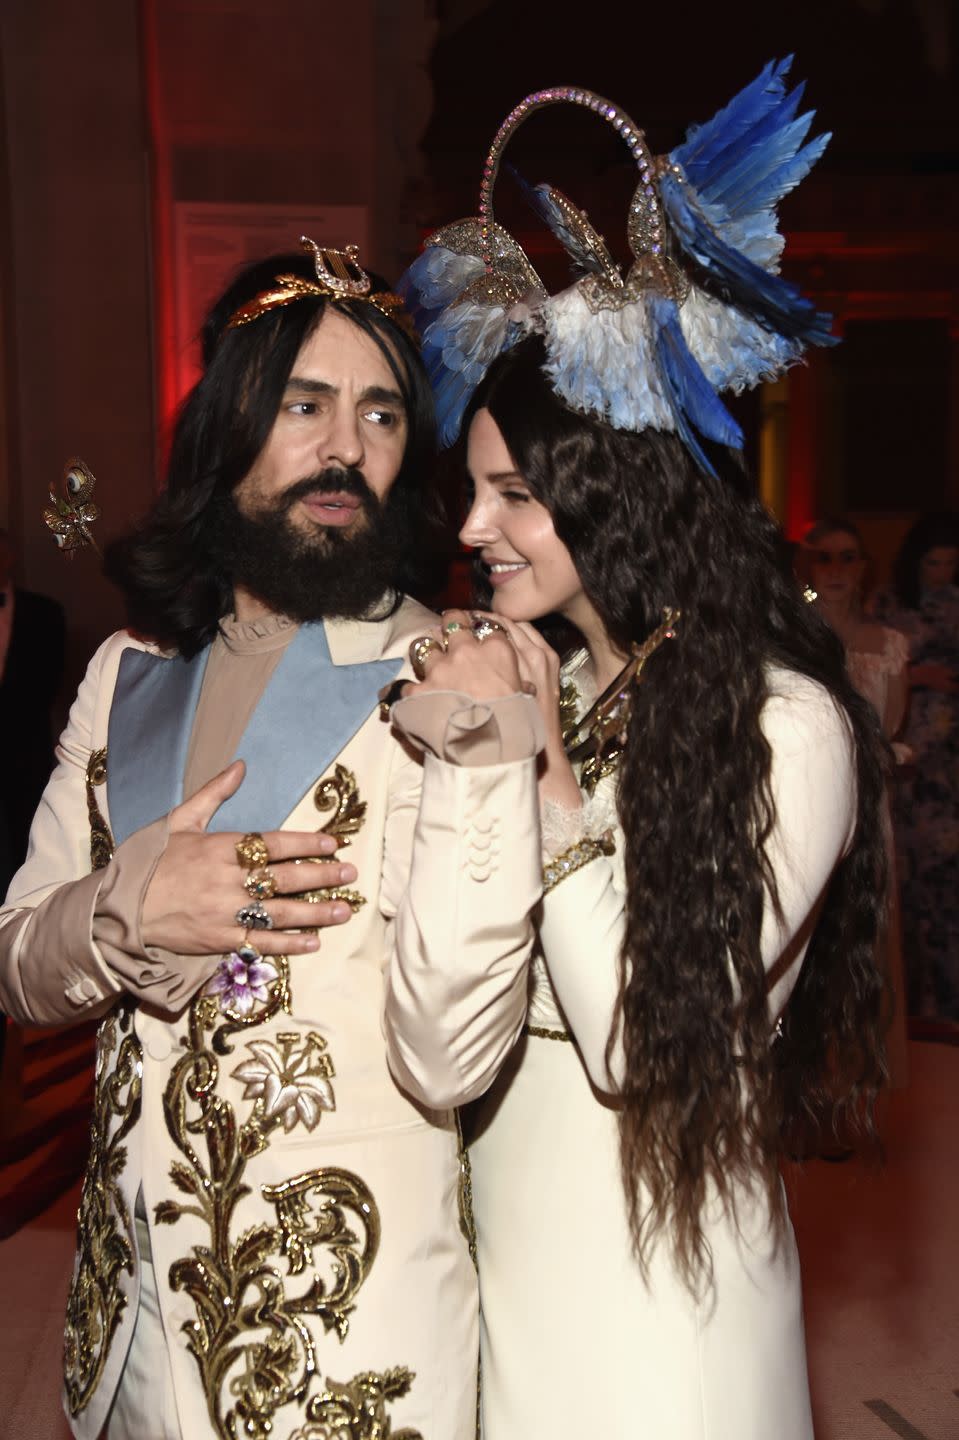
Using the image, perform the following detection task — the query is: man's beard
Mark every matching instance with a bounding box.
[212,469,408,623]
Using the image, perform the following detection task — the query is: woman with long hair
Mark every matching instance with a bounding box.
[384,70,888,1437]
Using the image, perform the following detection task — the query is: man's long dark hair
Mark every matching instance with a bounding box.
[470,337,888,1291]
[106,251,443,656]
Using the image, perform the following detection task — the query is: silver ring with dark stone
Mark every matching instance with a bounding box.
[235,901,274,931]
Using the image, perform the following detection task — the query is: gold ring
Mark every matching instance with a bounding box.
[409,634,445,680]
[244,867,277,900]
[236,832,269,870]
[470,615,506,643]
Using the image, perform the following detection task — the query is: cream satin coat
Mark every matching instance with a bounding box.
[386,670,858,1440]
[0,600,491,1440]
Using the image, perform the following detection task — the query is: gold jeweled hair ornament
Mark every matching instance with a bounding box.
[398,61,835,474]
[226,236,416,343]
[43,457,101,557]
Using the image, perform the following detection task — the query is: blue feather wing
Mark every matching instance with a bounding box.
[663,57,835,347]
[650,295,743,475]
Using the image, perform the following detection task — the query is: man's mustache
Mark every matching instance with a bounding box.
[279,469,376,511]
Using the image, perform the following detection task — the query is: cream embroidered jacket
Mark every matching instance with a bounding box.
[0,599,542,1440]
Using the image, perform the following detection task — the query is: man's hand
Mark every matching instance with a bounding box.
[408,609,525,700]
[141,761,357,956]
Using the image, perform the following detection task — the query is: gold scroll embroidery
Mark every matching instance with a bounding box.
[85,747,113,872]
[158,766,415,1438]
[65,749,144,1415]
[64,1004,143,1413]
[288,765,370,914]
[289,1368,423,1439]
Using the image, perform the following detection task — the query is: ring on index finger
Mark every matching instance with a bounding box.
[409,634,445,680]
[235,832,269,870]
[244,867,278,901]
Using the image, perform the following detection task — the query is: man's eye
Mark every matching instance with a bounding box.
[364,408,398,427]
[289,401,317,416]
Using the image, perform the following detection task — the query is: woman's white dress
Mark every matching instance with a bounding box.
[386,664,858,1439]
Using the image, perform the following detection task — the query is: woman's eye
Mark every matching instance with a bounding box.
[503,490,531,504]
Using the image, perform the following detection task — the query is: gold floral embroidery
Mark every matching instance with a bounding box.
[289,1368,423,1439]
[65,749,144,1415]
[85,747,112,872]
[159,868,402,1439]
[64,1004,143,1415]
[542,829,615,892]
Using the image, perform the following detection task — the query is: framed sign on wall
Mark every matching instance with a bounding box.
[171,202,370,401]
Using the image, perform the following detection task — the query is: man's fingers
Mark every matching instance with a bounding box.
[171,760,246,833]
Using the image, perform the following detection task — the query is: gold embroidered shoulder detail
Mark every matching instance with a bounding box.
[86,747,114,870]
[64,1004,142,1414]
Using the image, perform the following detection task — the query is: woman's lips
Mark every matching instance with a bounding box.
[300,493,362,527]
[487,561,528,587]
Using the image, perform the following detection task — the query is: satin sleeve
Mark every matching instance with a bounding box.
[383,691,545,1107]
[0,635,219,1025]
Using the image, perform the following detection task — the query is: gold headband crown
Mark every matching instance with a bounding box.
[226,236,414,340]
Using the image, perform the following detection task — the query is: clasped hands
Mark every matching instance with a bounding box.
[140,759,355,959]
[403,610,580,808]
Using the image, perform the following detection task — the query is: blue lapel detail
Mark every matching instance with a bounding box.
[209,623,401,834]
[106,625,402,846]
[107,645,210,847]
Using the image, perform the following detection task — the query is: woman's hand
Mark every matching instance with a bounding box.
[141,761,357,958]
[466,612,582,812]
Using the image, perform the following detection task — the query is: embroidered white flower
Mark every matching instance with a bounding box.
[232,1032,336,1132]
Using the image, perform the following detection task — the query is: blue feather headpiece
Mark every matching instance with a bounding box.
[398,61,835,475]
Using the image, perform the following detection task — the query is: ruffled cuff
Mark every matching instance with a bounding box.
[391,689,545,766]
[540,786,617,859]
[94,817,220,1010]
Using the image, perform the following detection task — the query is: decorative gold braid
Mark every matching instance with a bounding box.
[542,829,616,894]
[523,1024,572,1042]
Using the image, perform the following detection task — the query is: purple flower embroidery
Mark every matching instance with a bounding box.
[205,945,279,1016]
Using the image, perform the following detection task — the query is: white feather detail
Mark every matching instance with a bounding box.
[680,285,803,393]
[539,286,676,433]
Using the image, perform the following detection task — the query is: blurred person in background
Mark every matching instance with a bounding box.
[872,512,959,1021]
[801,517,908,739]
[800,517,910,1081]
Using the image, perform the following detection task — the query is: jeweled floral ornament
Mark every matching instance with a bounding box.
[398,60,834,475]
[43,457,101,556]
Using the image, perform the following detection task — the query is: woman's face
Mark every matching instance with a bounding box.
[461,408,591,626]
[919,545,959,592]
[806,530,864,607]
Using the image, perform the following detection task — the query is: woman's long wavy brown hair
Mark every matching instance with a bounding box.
[469,337,888,1292]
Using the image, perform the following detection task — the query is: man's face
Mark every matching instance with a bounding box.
[234,306,408,530]
[219,306,417,622]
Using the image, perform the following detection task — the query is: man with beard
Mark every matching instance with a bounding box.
[0,242,478,1440]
